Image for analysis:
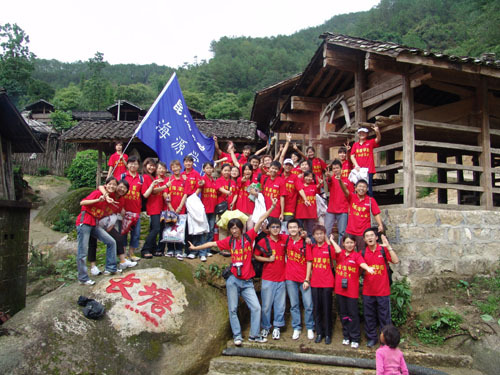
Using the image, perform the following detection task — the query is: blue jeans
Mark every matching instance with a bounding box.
[368,173,374,197]
[125,217,141,249]
[200,213,216,256]
[324,212,348,244]
[286,280,314,330]
[260,279,286,330]
[77,224,117,282]
[226,275,261,339]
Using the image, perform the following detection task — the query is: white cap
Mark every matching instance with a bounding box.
[283,158,294,165]
[357,127,369,133]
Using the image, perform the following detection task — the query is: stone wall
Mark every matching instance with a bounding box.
[381,208,500,297]
[0,200,31,316]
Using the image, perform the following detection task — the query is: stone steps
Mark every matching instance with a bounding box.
[223,338,473,369]
[207,355,485,375]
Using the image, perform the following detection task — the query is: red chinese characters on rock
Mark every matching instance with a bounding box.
[105,273,141,301]
[105,273,176,325]
[137,282,175,318]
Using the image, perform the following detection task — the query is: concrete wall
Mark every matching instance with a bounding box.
[381,208,500,297]
[0,200,31,316]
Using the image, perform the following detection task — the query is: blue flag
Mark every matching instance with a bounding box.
[134,73,215,172]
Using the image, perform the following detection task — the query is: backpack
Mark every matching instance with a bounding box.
[121,173,146,212]
[284,236,307,258]
[227,233,256,278]
[256,173,269,188]
[362,247,393,285]
[326,244,335,276]
[252,235,273,278]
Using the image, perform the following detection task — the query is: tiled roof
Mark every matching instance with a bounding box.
[72,111,113,121]
[22,113,58,135]
[61,119,256,142]
[321,32,500,69]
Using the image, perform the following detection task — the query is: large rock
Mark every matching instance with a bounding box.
[0,259,229,375]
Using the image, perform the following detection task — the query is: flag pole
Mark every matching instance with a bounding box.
[110,72,177,177]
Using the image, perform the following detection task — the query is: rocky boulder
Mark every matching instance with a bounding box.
[0,259,229,375]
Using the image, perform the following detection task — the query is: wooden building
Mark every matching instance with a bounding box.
[252,33,500,210]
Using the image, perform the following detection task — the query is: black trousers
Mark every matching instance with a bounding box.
[142,214,161,255]
[336,294,360,342]
[311,287,333,337]
[88,227,124,262]
[362,295,391,341]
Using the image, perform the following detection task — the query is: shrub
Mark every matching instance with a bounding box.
[36,166,50,176]
[66,150,102,189]
[391,277,412,326]
[52,209,75,233]
[415,308,463,345]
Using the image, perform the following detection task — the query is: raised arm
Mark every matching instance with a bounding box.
[278,133,291,165]
[374,125,381,144]
[293,143,307,160]
[337,175,350,199]
[254,197,277,232]
[381,234,399,264]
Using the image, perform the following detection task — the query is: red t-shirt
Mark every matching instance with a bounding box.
[341,160,352,180]
[282,173,298,215]
[76,190,107,226]
[284,236,308,282]
[216,228,257,280]
[295,182,319,219]
[327,177,351,214]
[220,151,241,166]
[167,176,186,214]
[123,172,143,214]
[201,175,217,214]
[291,166,301,177]
[181,169,201,196]
[215,176,237,205]
[254,235,287,282]
[262,176,286,218]
[142,175,168,216]
[236,177,254,215]
[362,245,392,296]
[105,193,125,215]
[108,152,128,179]
[351,138,379,173]
[306,242,335,288]
[334,250,367,298]
[345,194,381,236]
[310,157,327,180]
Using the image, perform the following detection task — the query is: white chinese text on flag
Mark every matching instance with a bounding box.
[134,73,214,172]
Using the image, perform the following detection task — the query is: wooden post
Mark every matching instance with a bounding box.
[96,147,103,189]
[0,134,7,199]
[386,150,395,197]
[478,78,493,209]
[355,58,366,125]
[402,74,416,207]
[437,153,448,204]
[455,153,464,204]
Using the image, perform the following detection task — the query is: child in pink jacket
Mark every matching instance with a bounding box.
[376,325,409,375]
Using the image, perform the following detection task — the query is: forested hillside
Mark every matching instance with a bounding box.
[3,0,499,119]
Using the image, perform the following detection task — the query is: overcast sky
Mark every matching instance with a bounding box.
[1,0,380,67]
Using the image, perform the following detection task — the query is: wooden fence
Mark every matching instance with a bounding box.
[12,136,76,176]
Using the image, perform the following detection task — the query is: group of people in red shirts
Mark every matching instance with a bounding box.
[76,125,401,350]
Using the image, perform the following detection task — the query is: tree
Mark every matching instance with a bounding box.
[50,110,77,132]
[53,83,83,111]
[82,52,113,110]
[0,23,35,106]
[26,79,55,104]
[115,83,156,109]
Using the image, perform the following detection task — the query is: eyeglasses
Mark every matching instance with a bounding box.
[269,225,281,229]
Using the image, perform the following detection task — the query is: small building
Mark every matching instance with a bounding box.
[23,99,55,124]
[0,89,44,317]
[252,33,500,210]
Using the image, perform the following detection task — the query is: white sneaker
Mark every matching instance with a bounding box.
[200,256,207,262]
[272,327,280,340]
[351,342,359,349]
[90,266,101,276]
[187,254,196,259]
[307,329,315,340]
[103,268,122,275]
[207,252,213,257]
[260,328,269,338]
[166,252,174,257]
[119,259,137,270]
[79,279,95,285]
[292,329,301,340]
[234,338,242,346]
[176,254,184,261]
[342,339,350,346]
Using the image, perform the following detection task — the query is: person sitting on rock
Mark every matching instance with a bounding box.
[188,198,278,346]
